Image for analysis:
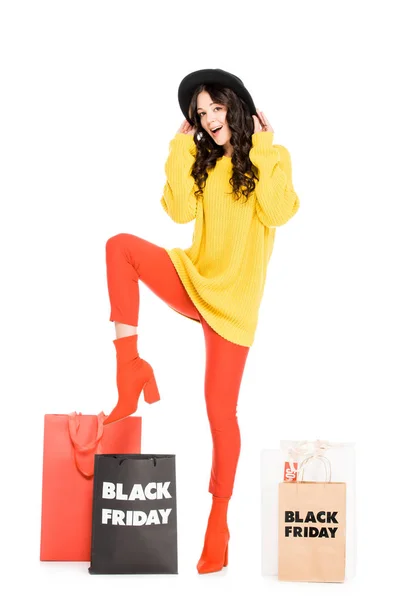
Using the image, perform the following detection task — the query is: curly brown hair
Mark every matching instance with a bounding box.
[188,83,259,204]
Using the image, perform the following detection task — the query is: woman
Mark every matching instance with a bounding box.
[103,68,300,574]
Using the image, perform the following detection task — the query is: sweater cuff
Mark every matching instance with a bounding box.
[251,130,274,147]
[249,131,280,174]
[170,133,197,157]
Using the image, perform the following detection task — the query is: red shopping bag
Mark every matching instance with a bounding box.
[40,412,141,561]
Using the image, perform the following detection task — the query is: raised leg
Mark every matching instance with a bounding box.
[104,233,200,424]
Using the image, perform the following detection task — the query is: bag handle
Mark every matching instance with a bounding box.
[68,412,106,478]
[297,454,332,483]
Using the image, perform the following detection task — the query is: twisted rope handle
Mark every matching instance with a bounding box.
[297,454,332,483]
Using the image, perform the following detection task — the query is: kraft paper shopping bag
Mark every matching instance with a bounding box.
[278,456,346,582]
[260,441,356,579]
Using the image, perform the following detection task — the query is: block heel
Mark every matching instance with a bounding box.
[224,542,228,567]
[143,371,160,404]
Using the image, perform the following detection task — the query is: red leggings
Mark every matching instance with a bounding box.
[105,233,250,498]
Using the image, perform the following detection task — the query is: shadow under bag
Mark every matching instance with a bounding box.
[89,454,178,575]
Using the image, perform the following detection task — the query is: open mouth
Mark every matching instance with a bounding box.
[211,126,223,137]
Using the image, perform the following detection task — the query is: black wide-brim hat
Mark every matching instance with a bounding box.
[178,68,257,125]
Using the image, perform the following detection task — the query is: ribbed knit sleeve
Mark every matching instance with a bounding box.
[249,131,300,227]
[160,133,198,224]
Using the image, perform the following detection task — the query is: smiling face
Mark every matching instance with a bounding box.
[196,91,233,156]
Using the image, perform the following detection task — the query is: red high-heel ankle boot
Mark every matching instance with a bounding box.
[103,334,160,425]
[197,495,230,574]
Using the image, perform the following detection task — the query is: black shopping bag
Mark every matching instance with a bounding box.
[89,454,178,574]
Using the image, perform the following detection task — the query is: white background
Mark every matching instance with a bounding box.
[1,0,399,597]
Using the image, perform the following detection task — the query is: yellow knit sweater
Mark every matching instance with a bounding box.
[160,131,299,346]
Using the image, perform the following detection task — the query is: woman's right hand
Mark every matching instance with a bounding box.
[177,119,196,135]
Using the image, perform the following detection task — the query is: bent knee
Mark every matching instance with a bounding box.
[105,233,131,254]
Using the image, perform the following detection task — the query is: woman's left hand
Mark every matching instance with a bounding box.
[253,109,274,134]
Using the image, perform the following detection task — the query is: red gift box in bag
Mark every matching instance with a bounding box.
[40,411,141,561]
